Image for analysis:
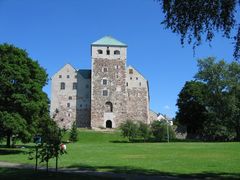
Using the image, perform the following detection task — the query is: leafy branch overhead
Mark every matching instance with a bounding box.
[157,0,240,60]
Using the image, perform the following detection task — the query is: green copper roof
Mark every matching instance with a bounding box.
[92,36,127,47]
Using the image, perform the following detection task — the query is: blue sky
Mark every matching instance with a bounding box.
[0,0,236,117]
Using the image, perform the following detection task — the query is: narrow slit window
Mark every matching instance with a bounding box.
[73,82,77,90]
[103,90,108,96]
[60,82,65,90]
[103,67,108,72]
[102,79,107,85]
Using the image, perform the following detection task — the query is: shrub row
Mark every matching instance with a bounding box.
[120,120,176,142]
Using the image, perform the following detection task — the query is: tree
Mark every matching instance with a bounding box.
[120,120,139,142]
[177,57,240,141]
[29,120,66,172]
[138,121,151,141]
[176,81,207,138]
[69,121,78,142]
[151,120,175,142]
[195,57,240,140]
[0,44,49,147]
[156,0,240,60]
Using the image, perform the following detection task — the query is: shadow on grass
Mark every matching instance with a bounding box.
[0,144,35,155]
[0,149,25,155]
[110,139,215,144]
[67,164,240,179]
[0,168,119,180]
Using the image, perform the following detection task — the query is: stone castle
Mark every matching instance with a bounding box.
[50,36,154,129]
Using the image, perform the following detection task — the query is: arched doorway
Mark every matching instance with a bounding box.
[106,120,112,128]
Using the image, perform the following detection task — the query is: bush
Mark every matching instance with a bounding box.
[120,120,139,142]
[69,121,78,142]
[138,122,151,141]
[151,120,176,142]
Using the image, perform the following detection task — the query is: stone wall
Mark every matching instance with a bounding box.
[50,64,78,129]
[76,70,91,127]
[50,64,91,129]
[149,110,158,123]
[126,66,149,124]
[91,58,127,128]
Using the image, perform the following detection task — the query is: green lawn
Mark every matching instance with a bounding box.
[0,129,240,179]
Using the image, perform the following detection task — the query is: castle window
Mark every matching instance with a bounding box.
[67,75,70,78]
[97,49,103,54]
[69,96,72,100]
[106,49,110,55]
[129,69,133,74]
[130,77,132,80]
[67,103,70,108]
[115,65,119,69]
[139,82,142,87]
[102,79,108,85]
[105,101,113,112]
[136,77,138,80]
[114,50,120,55]
[60,82,65,90]
[68,113,71,117]
[73,82,77,90]
[59,75,62,78]
[126,82,128,86]
[102,90,108,96]
[103,67,108,72]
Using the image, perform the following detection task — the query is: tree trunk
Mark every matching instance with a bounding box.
[56,154,58,172]
[236,127,240,141]
[6,134,11,148]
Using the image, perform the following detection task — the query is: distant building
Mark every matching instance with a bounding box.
[50,36,151,129]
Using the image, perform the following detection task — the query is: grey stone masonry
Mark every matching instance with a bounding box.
[50,64,91,129]
[50,36,152,129]
[91,45,128,129]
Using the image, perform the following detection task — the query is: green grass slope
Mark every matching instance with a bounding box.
[0,129,240,179]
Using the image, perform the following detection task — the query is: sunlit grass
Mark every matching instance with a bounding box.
[0,129,240,178]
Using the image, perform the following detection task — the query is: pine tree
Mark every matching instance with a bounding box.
[69,121,78,142]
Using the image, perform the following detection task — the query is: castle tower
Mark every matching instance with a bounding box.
[91,36,127,128]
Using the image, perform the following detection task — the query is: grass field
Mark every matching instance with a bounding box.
[0,129,240,179]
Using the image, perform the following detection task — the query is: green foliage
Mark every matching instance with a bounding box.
[119,120,139,142]
[69,121,78,142]
[29,127,66,171]
[151,120,176,142]
[120,120,176,142]
[157,0,240,60]
[176,57,240,141]
[0,44,49,147]
[176,81,207,137]
[138,121,151,141]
